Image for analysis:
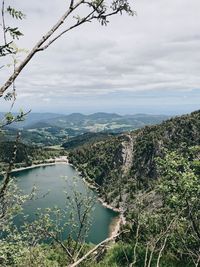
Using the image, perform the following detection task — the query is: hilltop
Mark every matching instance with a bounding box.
[2,111,169,131]
[1,112,170,146]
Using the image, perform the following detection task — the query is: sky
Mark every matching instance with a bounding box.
[0,0,200,115]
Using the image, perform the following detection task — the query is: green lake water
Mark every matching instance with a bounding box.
[9,164,118,244]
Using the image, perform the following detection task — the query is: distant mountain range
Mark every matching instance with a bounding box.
[0,112,170,146]
[1,112,170,130]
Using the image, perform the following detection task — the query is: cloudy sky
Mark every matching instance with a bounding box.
[0,0,200,115]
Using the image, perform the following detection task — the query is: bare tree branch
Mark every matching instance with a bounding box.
[156,234,168,267]
[1,0,7,45]
[67,230,129,267]
[43,229,74,260]
[144,244,149,267]
[0,0,134,97]
[0,0,84,96]
[70,0,74,10]
[37,1,103,52]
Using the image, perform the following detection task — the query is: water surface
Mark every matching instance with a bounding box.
[11,164,118,244]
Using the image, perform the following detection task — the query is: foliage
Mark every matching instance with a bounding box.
[1,0,200,265]
[1,112,169,147]
[68,110,200,266]
[0,2,25,57]
[0,178,95,266]
[89,150,199,267]
[69,110,200,201]
[0,141,66,172]
[1,110,200,266]
[6,6,26,20]
[69,134,125,208]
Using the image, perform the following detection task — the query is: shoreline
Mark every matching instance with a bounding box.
[108,216,122,238]
[74,167,126,239]
[3,157,126,239]
[11,162,56,173]
[100,199,126,238]
[3,156,69,174]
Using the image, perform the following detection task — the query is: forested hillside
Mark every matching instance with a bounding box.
[69,110,200,205]
[62,132,117,150]
[0,141,65,173]
[1,111,199,266]
[67,110,200,266]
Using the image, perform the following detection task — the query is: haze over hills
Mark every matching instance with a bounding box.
[0,112,64,129]
[0,112,170,146]
[1,111,170,130]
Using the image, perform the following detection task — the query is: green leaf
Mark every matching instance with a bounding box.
[7,6,26,20]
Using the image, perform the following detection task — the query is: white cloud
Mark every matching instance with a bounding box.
[0,0,199,113]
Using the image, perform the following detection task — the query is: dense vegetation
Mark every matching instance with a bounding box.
[0,111,199,266]
[62,132,117,150]
[0,140,66,173]
[69,110,200,204]
[66,110,200,266]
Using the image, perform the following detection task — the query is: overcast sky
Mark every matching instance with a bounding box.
[0,0,200,115]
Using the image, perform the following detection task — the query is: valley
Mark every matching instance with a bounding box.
[0,112,170,146]
[0,110,199,266]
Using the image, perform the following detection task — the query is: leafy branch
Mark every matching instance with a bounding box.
[0,2,25,57]
[5,27,23,40]
[7,6,26,20]
[0,110,31,128]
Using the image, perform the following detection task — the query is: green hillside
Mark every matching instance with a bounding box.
[67,110,200,266]
[69,110,200,205]
[1,110,199,266]
[0,141,65,173]
[62,132,117,150]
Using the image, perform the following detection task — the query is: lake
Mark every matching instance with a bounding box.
[10,164,118,244]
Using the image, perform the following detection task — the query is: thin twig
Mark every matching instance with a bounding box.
[156,234,168,267]
[0,0,134,96]
[0,0,84,96]
[1,0,7,45]
[0,110,31,128]
[37,0,105,51]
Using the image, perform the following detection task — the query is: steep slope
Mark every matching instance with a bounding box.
[129,110,200,185]
[68,110,200,206]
